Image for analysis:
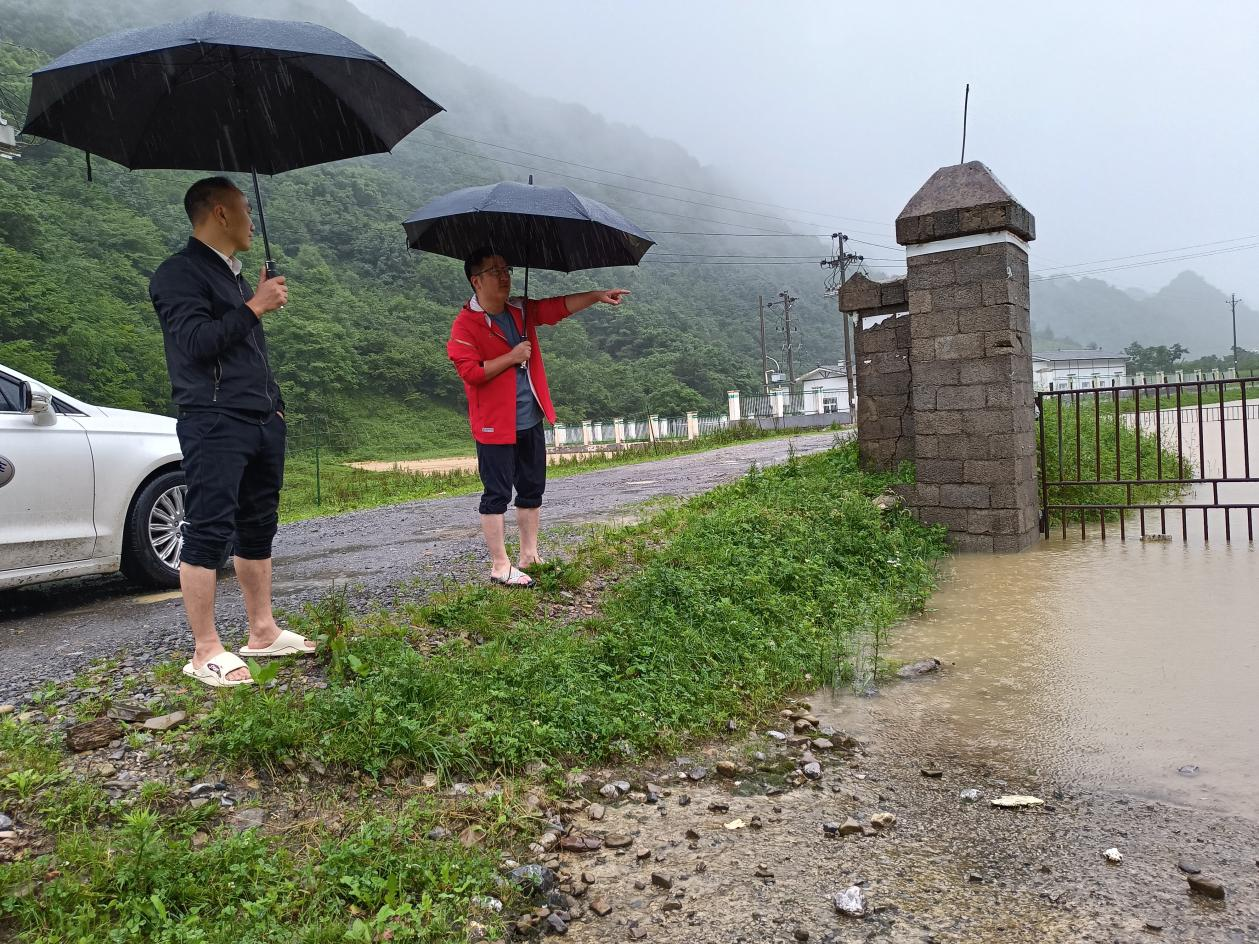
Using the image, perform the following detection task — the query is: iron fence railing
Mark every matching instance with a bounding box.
[1038,377,1259,542]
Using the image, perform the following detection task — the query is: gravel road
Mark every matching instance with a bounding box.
[0,432,841,704]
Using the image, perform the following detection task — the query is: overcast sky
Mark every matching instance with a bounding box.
[354,0,1259,305]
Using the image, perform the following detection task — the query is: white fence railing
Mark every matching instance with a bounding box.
[541,388,851,449]
[1038,368,1257,391]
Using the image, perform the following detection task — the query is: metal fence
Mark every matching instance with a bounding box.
[1038,377,1259,542]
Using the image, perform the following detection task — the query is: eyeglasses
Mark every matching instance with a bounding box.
[474,265,513,279]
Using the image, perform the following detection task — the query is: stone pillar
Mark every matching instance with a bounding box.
[581,420,593,446]
[686,411,699,439]
[727,390,741,422]
[647,414,659,442]
[840,272,913,472]
[613,417,625,444]
[772,391,785,418]
[896,161,1039,552]
[554,423,566,446]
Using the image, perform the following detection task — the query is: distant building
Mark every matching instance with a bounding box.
[795,365,853,414]
[1033,350,1129,389]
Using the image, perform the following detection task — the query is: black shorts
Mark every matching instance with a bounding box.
[475,423,546,515]
[176,410,286,567]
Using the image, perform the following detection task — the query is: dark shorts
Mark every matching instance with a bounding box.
[475,423,546,515]
[176,410,286,568]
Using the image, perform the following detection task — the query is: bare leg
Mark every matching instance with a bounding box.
[182,562,249,682]
[481,513,512,578]
[517,507,544,567]
[235,556,314,652]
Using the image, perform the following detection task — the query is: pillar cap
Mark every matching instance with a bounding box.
[896,161,1035,246]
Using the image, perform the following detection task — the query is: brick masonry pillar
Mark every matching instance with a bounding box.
[895,161,1039,552]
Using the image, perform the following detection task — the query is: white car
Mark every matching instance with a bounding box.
[0,363,186,591]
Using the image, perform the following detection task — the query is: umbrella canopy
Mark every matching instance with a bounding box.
[22,11,443,175]
[403,181,654,273]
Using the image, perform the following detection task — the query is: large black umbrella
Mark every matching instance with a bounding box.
[23,11,443,274]
[403,180,654,341]
[403,180,654,273]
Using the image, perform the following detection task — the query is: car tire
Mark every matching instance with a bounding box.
[120,470,186,588]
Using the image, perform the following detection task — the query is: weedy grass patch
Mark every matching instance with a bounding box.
[206,443,946,777]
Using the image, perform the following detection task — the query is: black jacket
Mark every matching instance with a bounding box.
[149,238,284,416]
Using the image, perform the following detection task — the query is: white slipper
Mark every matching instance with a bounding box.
[183,651,255,688]
[239,628,316,658]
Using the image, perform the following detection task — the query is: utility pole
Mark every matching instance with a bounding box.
[1228,294,1241,377]
[758,294,768,393]
[767,290,799,386]
[820,233,863,412]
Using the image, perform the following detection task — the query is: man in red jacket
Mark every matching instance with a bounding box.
[448,248,628,587]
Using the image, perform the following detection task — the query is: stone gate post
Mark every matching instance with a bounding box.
[896,161,1040,552]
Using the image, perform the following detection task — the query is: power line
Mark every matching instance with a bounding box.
[1031,235,1259,274]
[423,128,893,228]
[1031,241,1259,282]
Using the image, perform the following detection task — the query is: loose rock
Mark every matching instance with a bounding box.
[66,718,121,752]
[1186,876,1225,900]
[687,767,708,782]
[1102,848,1123,864]
[715,761,738,777]
[509,864,558,895]
[802,762,822,780]
[1177,860,1201,875]
[832,885,865,917]
[991,795,1044,809]
[142,711,187,732]
[559,834,602,853]
[587,803,606,821]
[604,834,633,849]
[838,817,863,837]
[590,898,613,917]
[871,812,896,829]
[650,872,672,890]
[106,702,154,723]
[897,658,942,679]
[959,788,982,802]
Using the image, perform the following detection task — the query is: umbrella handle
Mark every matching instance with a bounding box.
[519,264,529,370]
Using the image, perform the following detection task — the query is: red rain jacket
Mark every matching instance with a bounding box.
[447,294,571,444]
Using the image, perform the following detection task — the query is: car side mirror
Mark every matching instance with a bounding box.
[22,380,57,426]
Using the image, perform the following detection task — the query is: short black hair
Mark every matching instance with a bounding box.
[464,247,500,284]
[184,176,240,225]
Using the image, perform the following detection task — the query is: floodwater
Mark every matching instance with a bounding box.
[832,405,1259,820]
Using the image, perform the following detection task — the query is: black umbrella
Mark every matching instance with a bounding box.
[23,11,443,274]
[403,180,654,272]
[403,180,654,324]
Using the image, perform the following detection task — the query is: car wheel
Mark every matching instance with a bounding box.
[120,470,186,588]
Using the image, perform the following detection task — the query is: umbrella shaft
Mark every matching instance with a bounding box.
[251,168,277,277]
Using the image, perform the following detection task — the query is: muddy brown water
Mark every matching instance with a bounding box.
[835,534,1259,820]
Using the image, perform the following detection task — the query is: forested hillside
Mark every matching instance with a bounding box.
[0,0,856,452]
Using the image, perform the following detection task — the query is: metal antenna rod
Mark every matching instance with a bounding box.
[961,83,970,163]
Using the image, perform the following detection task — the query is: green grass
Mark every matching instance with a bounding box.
[0,802,515,944]
[219,441,944,777]
[0,440,940,944]
[279,421,843,522]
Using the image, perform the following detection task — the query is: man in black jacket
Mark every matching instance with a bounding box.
[150,176,315,687]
